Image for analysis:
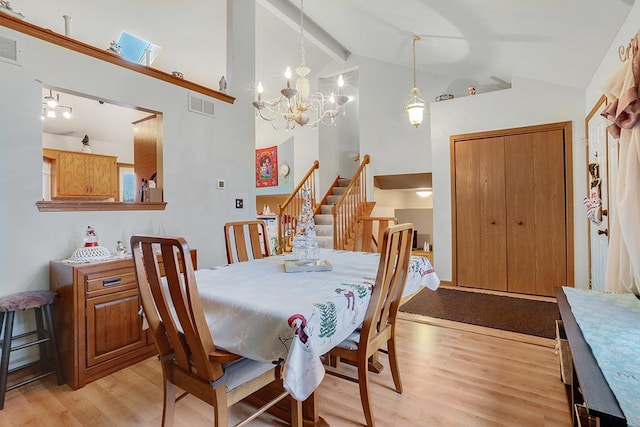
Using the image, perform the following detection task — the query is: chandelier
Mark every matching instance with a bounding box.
[253,0,348,130]
[405,35,425,128]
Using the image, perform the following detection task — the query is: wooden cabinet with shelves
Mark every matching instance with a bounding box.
[49,250,197,389]
[44,148,117,199]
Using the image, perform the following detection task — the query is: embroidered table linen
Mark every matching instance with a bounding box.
[194,249,439,400]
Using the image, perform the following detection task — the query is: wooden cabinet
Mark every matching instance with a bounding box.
[452,122,573,296]
[44,149,117,199]
[49,250,196,389]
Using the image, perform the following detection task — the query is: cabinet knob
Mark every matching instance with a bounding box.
[517,221,524,225]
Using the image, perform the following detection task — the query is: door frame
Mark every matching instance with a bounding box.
[585,95,610,290]
[450,121,574,291]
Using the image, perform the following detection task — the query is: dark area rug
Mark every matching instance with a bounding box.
[400,287,560,339]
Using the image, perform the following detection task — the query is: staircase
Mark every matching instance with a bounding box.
[277,155,372,253]
[314,178,351,249]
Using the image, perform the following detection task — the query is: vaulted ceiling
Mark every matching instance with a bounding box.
[14,0,633,140]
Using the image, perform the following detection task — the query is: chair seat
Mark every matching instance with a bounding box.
[337,328,362,351]
[0,291,56,312]
[222,357,276,392]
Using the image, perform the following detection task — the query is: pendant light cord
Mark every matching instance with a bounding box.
[412,35,420,88]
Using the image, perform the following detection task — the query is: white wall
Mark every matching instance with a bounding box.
[0,0,256,305]
[430,76,587,286]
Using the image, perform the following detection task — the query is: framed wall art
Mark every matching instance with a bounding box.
[256,146,278,187]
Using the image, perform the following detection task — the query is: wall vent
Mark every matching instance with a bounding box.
[0,34,19,65]
[188,93,215,118]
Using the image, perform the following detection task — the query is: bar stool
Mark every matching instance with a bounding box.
[0,290,64,409]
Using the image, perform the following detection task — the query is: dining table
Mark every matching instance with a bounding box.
[192,248,439,424]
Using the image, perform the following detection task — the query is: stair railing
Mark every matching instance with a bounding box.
[332,154,370,250]
[277,160,320,254]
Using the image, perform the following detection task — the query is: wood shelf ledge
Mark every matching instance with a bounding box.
[37,201,167,212]
[0,14,234,104]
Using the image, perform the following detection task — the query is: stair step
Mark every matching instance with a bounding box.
[337,178,351,187]
[319,205,333,214]
[315,224,333,237]
[327,195,341,205]
[314,214,333,225]
[332,187,347,195]
[316,236,333,249]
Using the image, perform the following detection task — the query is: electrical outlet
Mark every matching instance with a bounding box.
[235,198,243,209]
[217,179,225,190]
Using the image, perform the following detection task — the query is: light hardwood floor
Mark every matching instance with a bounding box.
[0,317,571,427]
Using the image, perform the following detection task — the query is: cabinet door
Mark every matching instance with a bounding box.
[57,151,90,196]
[86,288,146,367]
[89,155,117,197]
[454,137,507,291]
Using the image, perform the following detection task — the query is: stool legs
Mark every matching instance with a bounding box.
[0,304,64,410]
[0,311,15,410]
[42,305,64,385]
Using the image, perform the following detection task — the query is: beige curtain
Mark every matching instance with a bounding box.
[601,31,640,295]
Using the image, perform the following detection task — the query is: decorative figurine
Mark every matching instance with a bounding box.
[291,187,320,263]
[107,41,123,56]
[218,76,227,93]
[83,226,99,247]
[468,86,477,96]
[72,226,111,261]
[116,241,127,255]
[81,134,92,152]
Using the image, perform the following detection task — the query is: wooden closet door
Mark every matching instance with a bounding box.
[505,130,566,295]
[455,137,507,291]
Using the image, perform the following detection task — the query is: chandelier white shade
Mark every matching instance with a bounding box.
[405,35,425,128]
[253,0,349,130]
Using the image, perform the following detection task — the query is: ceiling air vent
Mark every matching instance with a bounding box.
[0,34,19,65]
[188,93,215,118]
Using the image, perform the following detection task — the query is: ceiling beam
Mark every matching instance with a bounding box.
[258,0,350,62]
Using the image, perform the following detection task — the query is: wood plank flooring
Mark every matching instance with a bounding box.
[0,317,571,426]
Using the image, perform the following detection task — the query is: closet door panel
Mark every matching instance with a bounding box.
[505,134,536,294]
[455,137,507,291]
[532,130,567,295]
[455,140,483,288]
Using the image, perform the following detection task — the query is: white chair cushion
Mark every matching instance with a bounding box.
[223,357,276,392]
[336,328,361,351]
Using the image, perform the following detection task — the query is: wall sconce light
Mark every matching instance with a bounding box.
[416,190,432,198]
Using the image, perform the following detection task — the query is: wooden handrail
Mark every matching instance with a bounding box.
[0,14,234,104]
[332,155,371,249]
[277,160,320,254]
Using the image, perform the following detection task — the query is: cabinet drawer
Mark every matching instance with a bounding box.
[86,269,137,295]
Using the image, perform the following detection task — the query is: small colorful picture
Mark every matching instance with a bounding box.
[256,146,278,187]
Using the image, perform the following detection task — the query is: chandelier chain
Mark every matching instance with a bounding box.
[299,0,306,67]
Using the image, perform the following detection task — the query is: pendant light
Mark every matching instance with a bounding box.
[405,35,425,128]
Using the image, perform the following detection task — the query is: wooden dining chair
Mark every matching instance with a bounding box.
[326,223,414,427]
[130,235,301,427]
[354,216,398,253]
[224,220,271,264]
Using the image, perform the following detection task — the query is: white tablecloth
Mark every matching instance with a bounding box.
[194,248,439,400]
